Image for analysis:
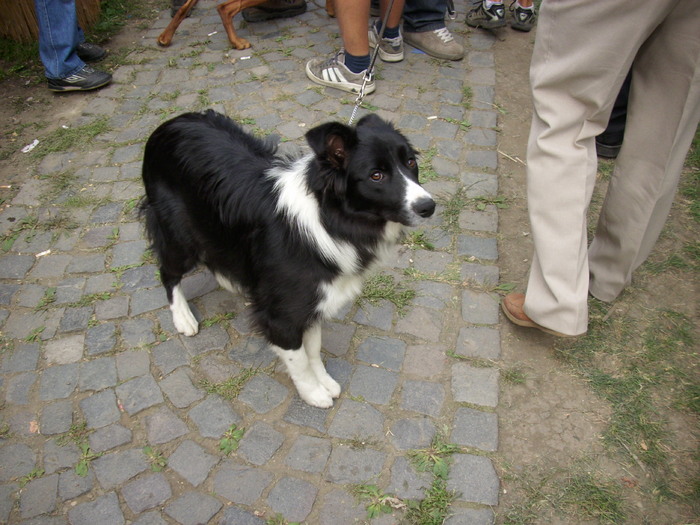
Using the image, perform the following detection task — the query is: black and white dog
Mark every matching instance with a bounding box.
[141,110,435,407]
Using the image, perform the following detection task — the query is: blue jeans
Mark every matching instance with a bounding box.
[403,0,449,33]
[34,0,85,79]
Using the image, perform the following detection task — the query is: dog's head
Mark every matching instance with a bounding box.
[305,114,435,227]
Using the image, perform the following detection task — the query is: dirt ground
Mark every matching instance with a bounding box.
[492,26,698,525]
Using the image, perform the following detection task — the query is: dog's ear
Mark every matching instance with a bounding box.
[305,122,357,169]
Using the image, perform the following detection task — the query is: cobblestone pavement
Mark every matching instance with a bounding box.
[0,1,503,523]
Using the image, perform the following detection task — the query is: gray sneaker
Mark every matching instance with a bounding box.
[368,22,404,62]
[404,27,464,61]
[509,1,537,31]
[466,0,506,29]
[305,50,376,94]
[47,65,112,92]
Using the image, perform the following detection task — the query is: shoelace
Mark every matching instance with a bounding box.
[433,27,454,44]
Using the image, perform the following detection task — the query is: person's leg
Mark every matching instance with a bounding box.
[521,0,678,336]
[588,0,700,301]
[34,0,84,79]
[369,0,406,62]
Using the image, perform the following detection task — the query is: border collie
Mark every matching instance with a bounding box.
[140,110,435,407]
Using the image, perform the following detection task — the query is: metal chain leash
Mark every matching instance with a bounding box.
[349,0,396,125]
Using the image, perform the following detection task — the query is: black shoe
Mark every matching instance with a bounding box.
[242,0,307,22]
[76,42,107,63]
[47,65,112,92]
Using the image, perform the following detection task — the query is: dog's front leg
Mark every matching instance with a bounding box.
[170,284,199,336]
[274,342,334,408]
[303,324,341,399]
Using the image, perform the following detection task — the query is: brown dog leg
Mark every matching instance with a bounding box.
[218,0,271,49]
[158,0,200,46]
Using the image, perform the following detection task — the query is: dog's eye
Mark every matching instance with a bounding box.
[370,171,384,182]
[407,158,417,169]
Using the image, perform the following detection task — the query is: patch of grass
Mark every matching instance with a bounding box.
[502,367,527,385]
[75,443,102,477]
[199,365,270,400]
[359,273,416,315]
[439,186,469,234]
[462,86,473,109]
[143,446,167,472]
[219,424,245,455]
[18,468,44,488]
[350,484,405,520]
[403,230,435,251]
[35,287,57,311]
[472,195,509,211]
[442,116,471,131]
[1,215,39,252]
[418,147,439,183]
[558,472,626,523]
[24,326,45,342]
[30,117,110,159]
[68,292,112,308]
[201,312,236,328]
[56,421,91,447]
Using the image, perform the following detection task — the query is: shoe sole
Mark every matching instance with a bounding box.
[510,22,533,32]
[500,300,575,338]
[48,79,111,92]
[466,18,506,29]
[305,63,376,95]
[373,45,404,63]
[242,4,307,22]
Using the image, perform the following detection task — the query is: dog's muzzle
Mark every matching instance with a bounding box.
[412,197,436,219]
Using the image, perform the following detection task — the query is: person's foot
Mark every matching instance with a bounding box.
[466,0,506,29]
[501,293,574,337]
[595,138,623,159]
[403,27,464,61]
[47,65,112,92]
[368,22,404,62]
[242,0,307,22]
[509,1,537,32]
[305,50,375,94]
[76,42,107,62]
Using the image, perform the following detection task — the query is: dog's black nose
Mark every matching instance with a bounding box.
[413,197,436,218]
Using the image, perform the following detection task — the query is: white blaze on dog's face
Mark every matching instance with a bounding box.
[345,117,436,227]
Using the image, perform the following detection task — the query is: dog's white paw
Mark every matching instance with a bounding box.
[297,382,334,408]
[318,374,341,399]
[171,305,199,336]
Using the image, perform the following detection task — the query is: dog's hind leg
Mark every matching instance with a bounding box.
[273,342,334,408]
[303,324,341,399]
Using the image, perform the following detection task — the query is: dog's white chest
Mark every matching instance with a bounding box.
[317,273,365,319]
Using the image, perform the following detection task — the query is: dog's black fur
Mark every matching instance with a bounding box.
[140,110,434,406]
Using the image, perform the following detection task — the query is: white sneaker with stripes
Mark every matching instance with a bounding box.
[305,50,376,94]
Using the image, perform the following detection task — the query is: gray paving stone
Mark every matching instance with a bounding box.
[68,492,124,525]
[84,273,116,295]
[144,407,189,445]
[132,511,170,525]
[181,324,230,356]
[159,368,204,408]
[451,363,499,408]
[401,379,446,417]
[115,350,150,381]
[66,254,106,274]
[39,363,79,401]
[44,334,83,365]
[168,440,219,487]
[29,254,71,279]
[238,374,288,413]
[80,389,121,429]
[58,469,94,501]
[318,488,367,524]
[85,323,117,356]
[355,336,406,371]
[115,374,164,416]
[121,318,155,348]
[0,283,19,305]
[461,172,498,197]
[90,202,122,223]
[94,296,129,320]
[448,454,499,506]
[212,461,274,505]
[43,440,79,475]
[227,335,276,367]
[459,206,498,232]
[348,365,398,405]
[390,417,437,451]
[456,326,501,359]
[129,287,169,316]
[325,444,386,484]
[285,435,331,474]
[59,306,92,333]
[395,306,443,342]
[120,265,160,292]
[164,491,222,525]
[89,423,132,453]
[328,399,385,440]
[462,289,500,325]
[20,473,58,519]
[461,262,499,286]
[79,356,117,392]
[353,299,395,330]
[111,241,148,269]
[444,508,496,525]
[283,396,329,433]
[238,421,285,466]
[451,407,499,452]
[188,395,241,438]
[219,506,266,525]
[40,399,73,435]
[5,372,36,405]
[2,343,39,372]
[457,234,498,260]
[91,448,148,490]
[151,338,189,375]
[122,472,172,514]
[267,476,318,522]
[387,456,432,500]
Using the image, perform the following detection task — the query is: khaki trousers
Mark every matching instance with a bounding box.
[523,0,700,336]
